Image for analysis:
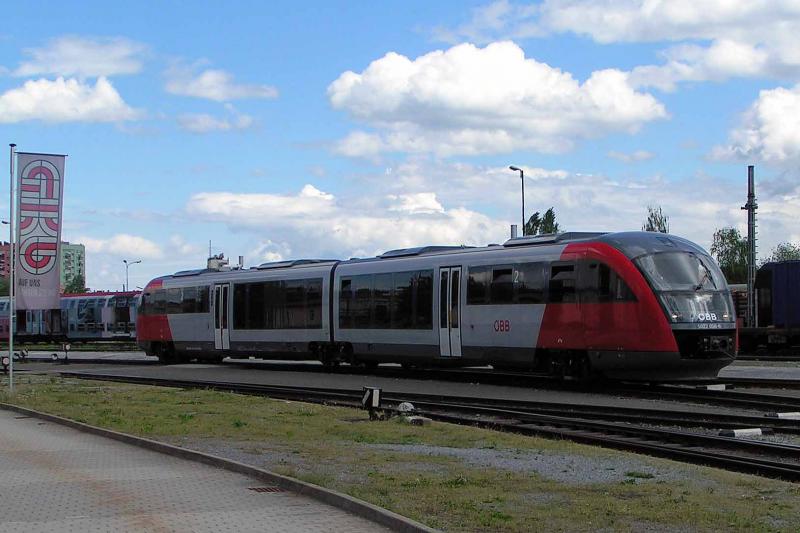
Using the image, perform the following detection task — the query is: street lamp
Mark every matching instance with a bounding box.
[123,259,141,292]
[509,166,524,235]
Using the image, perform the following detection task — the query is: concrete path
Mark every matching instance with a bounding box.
[0,410,388,532]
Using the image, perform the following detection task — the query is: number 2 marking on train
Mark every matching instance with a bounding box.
[494,320,511,332]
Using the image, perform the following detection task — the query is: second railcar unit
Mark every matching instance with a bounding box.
[138,231,737,380]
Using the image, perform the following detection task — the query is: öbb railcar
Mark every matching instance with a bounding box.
[137,231,737,380]
[0,291,140,341]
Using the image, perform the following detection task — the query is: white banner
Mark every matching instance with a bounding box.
[15,152,66,310]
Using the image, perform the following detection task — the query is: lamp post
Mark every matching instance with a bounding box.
[123,259,141,292]
[509,166,524,235]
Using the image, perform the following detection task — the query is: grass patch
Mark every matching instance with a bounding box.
[625,471,655,480]
[2,374,800,532]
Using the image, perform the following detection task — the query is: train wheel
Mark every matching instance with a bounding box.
[156,343,177,364]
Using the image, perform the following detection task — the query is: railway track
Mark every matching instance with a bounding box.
[61,370,800,482]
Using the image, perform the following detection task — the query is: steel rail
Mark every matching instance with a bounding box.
[61,371,800,482]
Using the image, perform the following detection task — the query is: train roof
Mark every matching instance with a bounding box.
[149,231,712,286]
[62,291,140,298]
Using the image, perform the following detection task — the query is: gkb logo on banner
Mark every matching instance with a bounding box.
[18,158,61,275]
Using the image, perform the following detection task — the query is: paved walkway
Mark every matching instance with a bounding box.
[0,410,388,532]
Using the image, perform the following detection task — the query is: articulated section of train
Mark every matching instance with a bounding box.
[0,291,139,341]
[137,231,737,380]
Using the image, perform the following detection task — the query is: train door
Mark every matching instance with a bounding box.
[213,283,230,350]
[438,266,462,357]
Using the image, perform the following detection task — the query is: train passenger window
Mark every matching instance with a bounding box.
[167,288,182,314]
[306,279,323,328]
[391,271,414,328]
[490,267,514,304]
[549,263,576,303]
[284,280,306,329]
[415,270,433,329]
[352,275,372,329]
[467,266,490,305]
[233,284,248,329]
[198,286,210,313]
[249,282,268,329]
[579,261,636,303]
[440,270,448,328]
[372,273,392,329]
[264,281,283,329]
[182,286,198,313]
[339,278,353,329]
[515,263,546,304]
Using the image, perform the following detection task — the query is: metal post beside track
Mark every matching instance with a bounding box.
[741,165,758,328]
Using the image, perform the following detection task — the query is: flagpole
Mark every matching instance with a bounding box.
[8,143,15,392]
[8,143,17,392]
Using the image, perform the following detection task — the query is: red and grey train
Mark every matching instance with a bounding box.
[137,231,737,380]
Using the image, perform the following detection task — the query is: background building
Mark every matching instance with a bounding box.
[0,241,86,292]
[0,242,9,279]
[60,242,86,291]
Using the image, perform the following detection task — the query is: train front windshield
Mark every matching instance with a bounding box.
[634,251,735,324]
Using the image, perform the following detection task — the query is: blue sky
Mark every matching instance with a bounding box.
[1,0,799,290]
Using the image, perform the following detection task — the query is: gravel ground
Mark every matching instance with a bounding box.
[165,436,719,488]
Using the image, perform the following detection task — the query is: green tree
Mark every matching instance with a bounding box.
[0,276,8,297]
[642,205,669,233]
[524,207,560,236]
[764,242,800,263]
[524,211,541,236]
[710,227,747,284]
[540,207,560,234]
[64,273,87,294]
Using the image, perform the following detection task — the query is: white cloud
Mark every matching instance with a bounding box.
[169,235,202,257]
[379,158,800,257]
[15,35,146,78]
[388,192,444,214]
[177,110,254,133]
[0,77,138,123]
[183,156,800,266]
[436,1,800,89]
[79,233,163,259]
[329,41,666,157]
[607,149,655,163]
[166,64,278,101]
[712,84,800,163]
[186,184,506,258]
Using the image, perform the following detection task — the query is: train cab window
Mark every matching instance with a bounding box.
[490,267,514,304]
[515,263,546,304]
[372,273,392,329]
[549,263,576,303]
[467,266,490,304]
[167,288,182,314]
